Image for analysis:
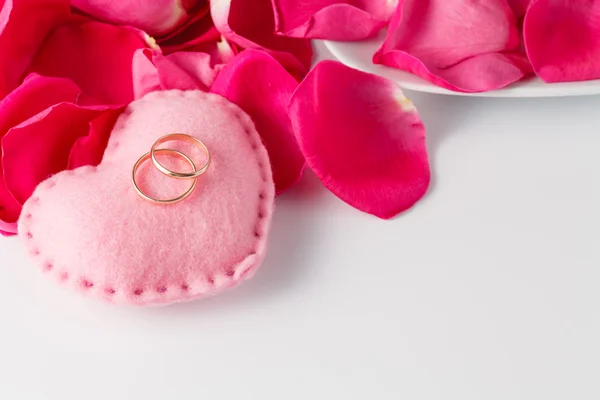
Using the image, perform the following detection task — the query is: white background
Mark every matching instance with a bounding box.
[1,43,599,399]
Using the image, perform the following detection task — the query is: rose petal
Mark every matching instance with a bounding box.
[0,74,81,135]
[156,53,210,91]
[523,0,600,83]
[2,103,115,204]
[211,50,304,194]
[0,168,20,233]
[211,0,313,78]
[271,0,395,40]
[29,21,150,104]
[170,34,238,68]
[196,37,238,66]
[289,61,429,218]
[507,0,532,19]
[0,0,71,98]
[0,74,84,229]
[71,0,202,36]
[164,52,218,88]
[156,3,222,54]
[132,49,216,98]
[0,226,17,236]
[132,49,163,98]
[154,5,235,69]
[68,106,124,168]
[373,0,532,93]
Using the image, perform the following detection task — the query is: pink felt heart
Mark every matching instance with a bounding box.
[18,90,274,306]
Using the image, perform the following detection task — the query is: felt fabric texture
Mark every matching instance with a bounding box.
[18,90,275,306]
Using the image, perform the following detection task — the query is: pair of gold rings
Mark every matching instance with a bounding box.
[132,133,210,204]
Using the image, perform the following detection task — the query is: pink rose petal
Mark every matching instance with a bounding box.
[0,226,17,236]
[2,103,117,205]
[132,49,216,98]
[29,21,150,104]
[177,35,238,68]
[198,37,238,67]
[524,0,600,83]
[211,50,304,194]
[0,0,71,98]
[71,0,202,36]
[289,61,429,218]
[132,50,163,98]
[162,31,236,73]
[163,51,218,88]
[211,0,313,78]
[271,0,395,40]
[373,0,532,93]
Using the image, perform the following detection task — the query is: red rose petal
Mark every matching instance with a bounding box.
[211,50,304,194]
[29,21,149,104]
[156,1,211,42]
[1,103,112,204]
[0,74,84,229]
[0,168,20,233]
[373,0,532,93]
[0,74,117,227]
[524,0,600,83]
[211,0,313,78]
[0,74,81,134]
[68,106,124,168]
[0,0,71,98]
[271,0,395,40]
[507,0,532,19]
[156,3,221,54]
[289,61,430,218]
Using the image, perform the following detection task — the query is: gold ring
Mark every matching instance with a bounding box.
[151,133,210,179]
[132,148,198,204]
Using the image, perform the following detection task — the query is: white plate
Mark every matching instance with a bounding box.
[324,36,600,97]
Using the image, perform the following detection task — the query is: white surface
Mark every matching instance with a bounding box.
[1,43,600,400]
[325,35,600,97]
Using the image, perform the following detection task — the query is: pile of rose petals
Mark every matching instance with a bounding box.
[2,0,595,238]
[286,0,600,93]
[0,0,431,237]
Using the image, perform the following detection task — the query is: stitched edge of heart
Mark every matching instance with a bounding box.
[18,90,275,306]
